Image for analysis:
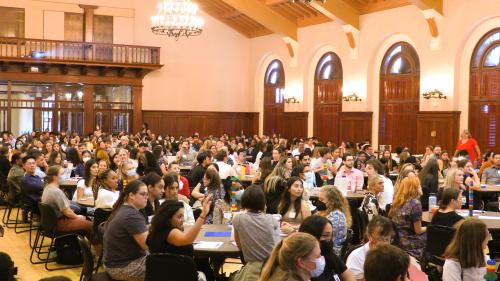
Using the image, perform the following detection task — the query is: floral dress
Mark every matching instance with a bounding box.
[203,186,226,224]
[326,210,348,256]
[391,198,427,258]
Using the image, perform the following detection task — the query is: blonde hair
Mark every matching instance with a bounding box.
[394,167,416,193]
[389,177,421,217]
[264,175,285,194]
[259,232,318,281]
[443,168,463,190]
[368,175,382,191]
[318,185,352,227]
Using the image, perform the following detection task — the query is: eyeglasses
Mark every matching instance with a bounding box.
[136,191,149,198]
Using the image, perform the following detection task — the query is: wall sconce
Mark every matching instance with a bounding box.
[65,93,72,101]
[285,96,300,104]
[342,93,362,102]
[422,89,446,100]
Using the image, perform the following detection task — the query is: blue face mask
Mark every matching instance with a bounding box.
[58,174,67,184]
[305,171,315,183]
[127,168,136,177]
[310,256,325,278]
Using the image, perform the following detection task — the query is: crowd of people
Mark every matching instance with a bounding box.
[0,125,499,281]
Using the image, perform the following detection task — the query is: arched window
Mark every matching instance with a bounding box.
[469,28,500,152]
[263,59,285,135]
[314,52,342,143]
[379,42,420,152]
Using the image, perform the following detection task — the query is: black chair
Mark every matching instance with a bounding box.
[30,202,81,271]
[94,222,107,273]
[146,253,198,281]
[350,207,369,245]
[423,224,455,267]
[93,208,111,236]
[77,235,115,281]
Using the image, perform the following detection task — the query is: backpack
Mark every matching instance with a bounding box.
[55,234,83,265]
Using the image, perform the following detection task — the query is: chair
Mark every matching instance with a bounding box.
[93,208,111,236]
[350,207,369,245]
[423,224,455,267]
[146,253,198,281]
[30,202,81,271]
[77,235,115,281]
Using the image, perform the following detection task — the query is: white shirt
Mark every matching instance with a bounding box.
[378,175,394,211]
[72,179,94,201]
[442,258,487,281]
[95,188,119,209]
[216,161,237,179]
[347,243,423,280]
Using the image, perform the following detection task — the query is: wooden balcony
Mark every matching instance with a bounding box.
[0,37,162,76]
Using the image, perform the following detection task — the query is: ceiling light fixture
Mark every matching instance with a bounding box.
[151,0,204,40]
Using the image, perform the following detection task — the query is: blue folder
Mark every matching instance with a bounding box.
[204,231,231,237]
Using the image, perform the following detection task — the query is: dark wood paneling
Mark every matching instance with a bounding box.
[416,111,460,153]
[339,112,372,144]
[143,111,259,137]
[314,80,342,143]
[282,112,308,139]
[64,13,84,42]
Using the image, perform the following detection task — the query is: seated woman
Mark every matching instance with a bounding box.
[299,216,356,281]
[379,149,397,173]
[147,195,213,281]
[104,180,149,281]
[442,219,489,280]
[277,177,311,233]
[141,172,164,219]
[389,177,426,259]
[317,185,352,256]
[191,168,226,224]
[263,175,287,214]
[66,147,85,177]
[163,172,195,225]
[41,165,94,243]
[73,159,98,202]
[231,185,280,281]
[360,175,385,220]
[97,159,109,174]
[259,232,321,281]
[430,188,464,228]
[94,169,119,209]
[47,151,64,166]
[120,159,140,190]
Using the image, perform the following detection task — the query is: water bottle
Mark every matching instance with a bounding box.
[428,193,437,209]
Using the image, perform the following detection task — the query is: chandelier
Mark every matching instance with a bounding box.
[151,0,204,40]
[289,0,327,3]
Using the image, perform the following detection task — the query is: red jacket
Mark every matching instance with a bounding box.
[178,175,190,198]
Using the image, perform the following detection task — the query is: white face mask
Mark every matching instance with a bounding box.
[58,174,67,185]
[82,157,90,163]
[126,168,136,178]
[178,179,184,191]
[310,256,325,278]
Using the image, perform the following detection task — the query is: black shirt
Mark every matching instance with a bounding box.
[140,199,160,221]
[312,241,347,281]
[188,164,206,188]
[420,173,439,211]
[430,211,463,228]
[0,156,11,181]
[148,227,194,257]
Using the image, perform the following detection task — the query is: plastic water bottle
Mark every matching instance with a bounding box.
[428,193,437,209]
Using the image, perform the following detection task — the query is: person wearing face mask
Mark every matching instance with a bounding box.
[292,164,316,210]
[299,216,356,281]
[259,232,322,281]
[120,160,139,190]
[317,186,352,256]
[41,165,94,243]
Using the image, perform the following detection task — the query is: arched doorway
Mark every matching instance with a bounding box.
[314,52,342,144]
[263,59,285,136]
[469,28,500,152]
[379,42,420,152]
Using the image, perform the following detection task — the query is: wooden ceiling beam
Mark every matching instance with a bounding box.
[409,0,443,15]
[310,0,359,29]
[218,0,298,40]
[264,0,288,5]
[197,4,253,37]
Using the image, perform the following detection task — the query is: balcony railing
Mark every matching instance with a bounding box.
[0,37,161,66]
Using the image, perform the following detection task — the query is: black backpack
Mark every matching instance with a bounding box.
[55,234,83,265]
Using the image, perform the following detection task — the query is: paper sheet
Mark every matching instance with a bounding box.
[478,216,500,220]
[194,241,223,250]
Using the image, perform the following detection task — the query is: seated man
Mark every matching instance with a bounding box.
[20,155,44,221]
[7,153,24,204]
[364,244,410,281]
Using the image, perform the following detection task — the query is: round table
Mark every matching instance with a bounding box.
[422,210,500,229]
[193,224,240,258]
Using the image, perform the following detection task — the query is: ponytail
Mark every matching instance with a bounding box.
[106,179,145,224]
[259,240,283,281]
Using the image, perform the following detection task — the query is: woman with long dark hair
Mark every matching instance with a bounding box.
[104,180,149,281]
[73,159,98,202]
[277,177,311,233]
[147,196,213,281]
[418,158,440,210]
[65,147,84,177]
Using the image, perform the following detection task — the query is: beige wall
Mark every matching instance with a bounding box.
[2,0,500,141]
[249,0,500,145]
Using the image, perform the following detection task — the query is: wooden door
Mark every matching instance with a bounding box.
[469,28,500,152]
[263,60,285,136]
[314,52,342,144]
[379,43,420,152]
